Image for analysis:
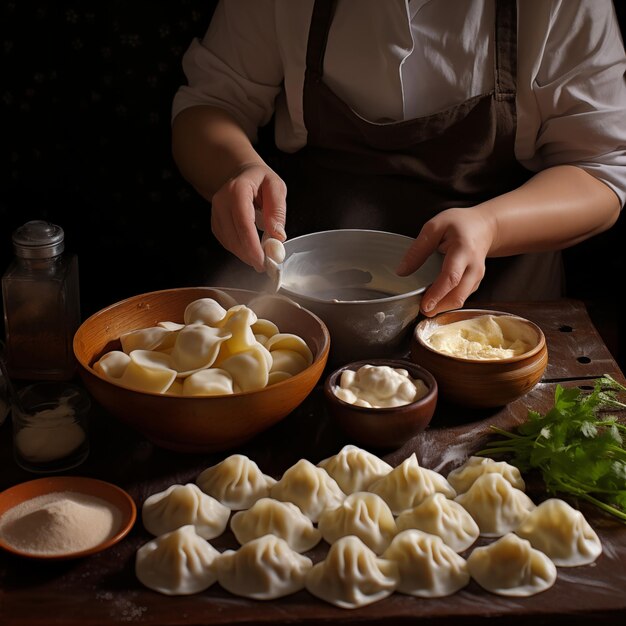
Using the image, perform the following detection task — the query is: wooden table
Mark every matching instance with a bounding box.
[1,299,625,625]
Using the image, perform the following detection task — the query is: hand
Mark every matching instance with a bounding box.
[210,163,287,272]
[396,207,496,317]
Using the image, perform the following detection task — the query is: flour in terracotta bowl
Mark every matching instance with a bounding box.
[0,491,122,556]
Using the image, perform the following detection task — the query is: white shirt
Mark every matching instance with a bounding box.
[172,0,626,205]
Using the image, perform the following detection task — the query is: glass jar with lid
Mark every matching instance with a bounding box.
[2,220,81,380]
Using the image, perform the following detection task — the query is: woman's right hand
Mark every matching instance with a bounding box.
[210,163,287,272]
[396,207,495,317]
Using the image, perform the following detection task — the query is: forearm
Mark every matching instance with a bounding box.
[171,105,265,200]
[480,165,621,257]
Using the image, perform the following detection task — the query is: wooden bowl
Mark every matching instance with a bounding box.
[323,359,438,449]
[410,309,547,408]
[73,287,330,453]
[0,476,136,560]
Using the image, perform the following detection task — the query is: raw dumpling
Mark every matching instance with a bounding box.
[305,535,398,609]
[230,498,321,553]
[135,525,219,595]
[216,306,258,361]
[93,350,130,379]
[267,371,292,385]
[184,297,227,326]
[515,498,602,566]
[165,378,184,395]
[120,326,177,353]
[454,473,535,537]
[265,333,313,366]
[447,456,525,494]
[215,534,312,600]
[317,492,397,554]
[270,459,346,522]
[170,324,231,375]
[197,454,276,510]
[119,350,177,393]
[158,321,185,332]
[251,318,279,340]
[318,444,392,494]
[368,453,456,515]
[218,344,271,392]
[268,349,309,377]
[395,492,479,553]
[467,533,557,597]
[182,368,235,396]
[382,529,470,597]
[142,483,230,539]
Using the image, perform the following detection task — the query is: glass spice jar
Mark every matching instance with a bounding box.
[2,220,81,381]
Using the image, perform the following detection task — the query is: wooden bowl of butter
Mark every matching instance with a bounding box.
[410,309,547,408]
[323,359,438,449]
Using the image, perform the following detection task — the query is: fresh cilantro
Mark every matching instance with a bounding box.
[476,374,626,522]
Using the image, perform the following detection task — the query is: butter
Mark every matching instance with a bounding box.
[334,364,429,408]
[424,314,535,360]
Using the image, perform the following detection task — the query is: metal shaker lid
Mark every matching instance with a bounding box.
[12,220,65,259]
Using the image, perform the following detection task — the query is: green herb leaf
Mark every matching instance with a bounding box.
[476,374,626,522]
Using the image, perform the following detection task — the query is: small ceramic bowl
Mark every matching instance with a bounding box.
[323,359,438,449]
[410,309,548,408]
[0,476,136,560]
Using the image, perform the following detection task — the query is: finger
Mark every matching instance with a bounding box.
[396,221,443,275]
[254,208,266,232]
[211,206,257,269]
[419,251,471,314]
[227,183,266,271]
[421,261,485,317]
[259,175,287,241]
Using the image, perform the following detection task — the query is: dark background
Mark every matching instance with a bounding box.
[1,0,625,368]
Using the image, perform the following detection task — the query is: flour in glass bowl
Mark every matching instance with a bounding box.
[0,491,122,555]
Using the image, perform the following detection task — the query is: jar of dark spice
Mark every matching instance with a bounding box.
[2,220,81,381]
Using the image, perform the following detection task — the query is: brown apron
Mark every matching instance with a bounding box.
[265,0,563,301]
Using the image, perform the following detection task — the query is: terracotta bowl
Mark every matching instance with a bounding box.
[410,309,548,408]
[323,359,438,449]
[0,476,136,560]
[73,287,330,453]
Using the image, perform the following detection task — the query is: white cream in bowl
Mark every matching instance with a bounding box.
[333,364,429,408]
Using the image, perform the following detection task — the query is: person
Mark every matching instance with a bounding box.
[171,0,626,317]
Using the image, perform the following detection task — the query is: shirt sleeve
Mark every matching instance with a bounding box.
[516,0,626,207]
[171,0,283,143]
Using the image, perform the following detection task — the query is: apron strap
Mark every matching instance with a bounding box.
[305,0,336,83]
[495,0,518,100]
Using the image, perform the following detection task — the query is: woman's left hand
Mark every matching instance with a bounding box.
[396,207,496,317]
